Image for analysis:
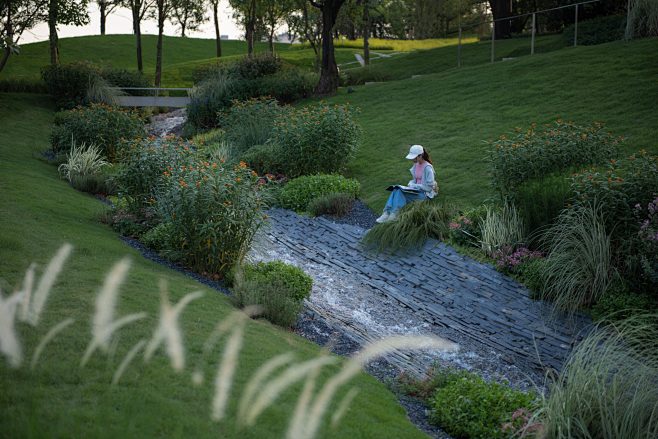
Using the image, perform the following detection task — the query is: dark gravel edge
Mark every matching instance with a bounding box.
[120,227,448,438]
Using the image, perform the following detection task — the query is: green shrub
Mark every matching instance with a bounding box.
[278,174,360,212]
[591,279,656,323]
[219,98,288,154]
[516,257,546,298]
[489,120,620,196]
[308,193,355,217]
[50,104,145,161]
[254,69,316,103]
[234,52,282,79]
[240,144,284,176]
[341,65,392,86]
[0,78,48,93]
[192,62,233,84]
[479,203,525,257]
[270,103,361,178]
[429,369,537,439]
[232,260,312,328]
[572,152,658,290]
[448,204,489,247]
[563,15,625,46]
[100,67,151,95]
[187,72,240,130]
[626,0,658,39]
[114,137,196,212]
[155,160,266,277]
[141,222,178,253]
[41,61,101,109]
[540,203,613,314]
[543,315,658,439]
[363,200,456,254]
[515,173,573,234]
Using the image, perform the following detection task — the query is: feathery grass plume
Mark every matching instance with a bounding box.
[243,356,338,427]
[362,200,456,253]
[540,202,612,314]
[331,388,359,428]
[626,0,658,39]
[542,314,658,438]
[112,339,147,385]
[211,322,244,422]
[193,306,262,385]
[18,263,35,322]
[288,357,324,437]
[25,243,73,326]
[81,312,146,367]
[94,258,131,353]
[296,335,457,439]
[0,288,25,367]
[144,281,204,371]
[30,318,75,369]
[479,203,525,257]
[237,352,296,421]
[86,75,122,105]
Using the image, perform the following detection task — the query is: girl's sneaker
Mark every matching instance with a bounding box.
[375,212,390,223]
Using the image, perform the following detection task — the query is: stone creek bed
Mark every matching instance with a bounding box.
[248,208,591,386]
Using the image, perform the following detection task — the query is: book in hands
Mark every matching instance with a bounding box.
[386,185,420,193]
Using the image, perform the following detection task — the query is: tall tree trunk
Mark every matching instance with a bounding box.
[362,0,370,65]
[0,6,12,73]
[100,2,106,35]
[315,0,344,96]
[155,0,165,86]
[246,0,256,55]
[268,25,274,53]
[489,0,511,39]
[213,1,222,57]
[181,9,187,37]
[49,0,59,65]
[132,2,144,72]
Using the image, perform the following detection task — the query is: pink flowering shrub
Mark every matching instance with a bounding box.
[493,246,543,273]
[634,196,658,288]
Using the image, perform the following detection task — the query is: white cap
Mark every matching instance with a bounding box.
[405,144,424,160]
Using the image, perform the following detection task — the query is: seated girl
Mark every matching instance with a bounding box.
[376,144,437,223]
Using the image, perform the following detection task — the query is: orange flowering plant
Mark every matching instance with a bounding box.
[489,120,621,196]
[155,158,266,277]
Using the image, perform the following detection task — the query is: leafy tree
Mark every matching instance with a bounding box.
[171,0,206,37]
[261,0,294,52]
[287,0,321,68]
[229,0,259,55]
[0,0,47,73]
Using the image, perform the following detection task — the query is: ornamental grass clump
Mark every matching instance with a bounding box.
[363,200,456,254]
[540,202,612,314]
[58,141,109,192]
[542,315,658,439]
[479,203,525,257]
[489,120,620,196]
[155,160,266,277]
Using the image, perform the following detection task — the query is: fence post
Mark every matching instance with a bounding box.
[574,4,579,47]
[491,21,495,63]
[458,25,462,67]
[531,12,536,55]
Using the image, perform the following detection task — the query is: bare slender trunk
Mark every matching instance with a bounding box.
[132,2,144,72]
[100,2,106,35]
[213,1,222,57]
[246,0,256,55]
[362,0,370,65]
[268,24,275,52]
[155,0,165,86]
[49,0,59,65]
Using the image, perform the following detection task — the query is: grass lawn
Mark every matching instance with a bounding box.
[325,37,658,211]
[0,93,427,438]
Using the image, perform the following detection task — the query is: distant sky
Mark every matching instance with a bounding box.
[21,1,242,44]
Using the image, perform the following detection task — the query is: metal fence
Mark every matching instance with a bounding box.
[455,0,629,68]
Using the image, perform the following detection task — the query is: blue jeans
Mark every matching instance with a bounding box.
[384,188,426,213]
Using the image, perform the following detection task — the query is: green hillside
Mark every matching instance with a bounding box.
[0,34,364,86]
[328,37,658,210]
[0,93,426,437]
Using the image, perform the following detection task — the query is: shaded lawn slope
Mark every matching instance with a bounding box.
[326,37,658,210]
[0,93,426,438]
